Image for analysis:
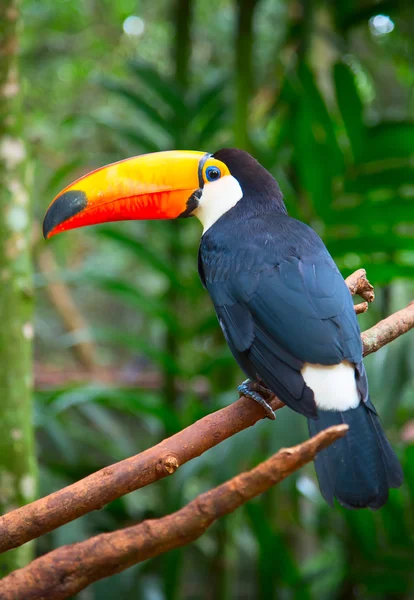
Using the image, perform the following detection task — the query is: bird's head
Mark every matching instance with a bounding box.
[43,148,285,239]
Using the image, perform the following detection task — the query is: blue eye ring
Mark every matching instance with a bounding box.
[205,165,221,182]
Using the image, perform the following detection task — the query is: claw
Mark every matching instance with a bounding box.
[238,379,276,420]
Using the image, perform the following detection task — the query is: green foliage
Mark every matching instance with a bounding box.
[255,60,414,282]
[101,60,229,152]
[24,0,414,598]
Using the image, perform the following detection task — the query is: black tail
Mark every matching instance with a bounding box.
[308,398,403,509]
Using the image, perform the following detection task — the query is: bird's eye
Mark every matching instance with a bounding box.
[205,166,221,182]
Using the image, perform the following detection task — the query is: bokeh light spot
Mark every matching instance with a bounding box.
[123,16,145,37]
[369,14,395,36]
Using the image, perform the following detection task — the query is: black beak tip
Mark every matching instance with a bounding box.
[42,217,52,239]
[42,190,88,239]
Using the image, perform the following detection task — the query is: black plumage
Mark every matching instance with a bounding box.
[198,148,403,509]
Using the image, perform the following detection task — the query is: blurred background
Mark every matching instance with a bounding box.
[8,0,414,597]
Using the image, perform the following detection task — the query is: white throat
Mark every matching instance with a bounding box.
[194,175,243,232]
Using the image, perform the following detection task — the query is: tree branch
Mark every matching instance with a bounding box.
[345,268,375,314]
[362,301,414,356]
[0,391,285,555]
[36,247,97,371]
[0,271,412,555]
[345,268,375,302]
[0,425,348,600]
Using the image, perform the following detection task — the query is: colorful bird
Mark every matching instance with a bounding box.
[43,148,403,509]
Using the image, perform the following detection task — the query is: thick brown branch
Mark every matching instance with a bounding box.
[0,394,285,554]
[0,271,412,555]
[0,425,347,600]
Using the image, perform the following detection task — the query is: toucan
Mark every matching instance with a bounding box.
[43,148,403,509]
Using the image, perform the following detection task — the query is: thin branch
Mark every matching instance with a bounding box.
[362,301,414,356]
[0,271,412,555]
[354,301,369,314]
[37,247,97,371]
[345,268,374,314]
[345,268,375,303]
[0,425,348,600]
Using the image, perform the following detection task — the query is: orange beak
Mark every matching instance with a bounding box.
[43,150,208,239]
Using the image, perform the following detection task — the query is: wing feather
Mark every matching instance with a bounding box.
[199,214,363,418]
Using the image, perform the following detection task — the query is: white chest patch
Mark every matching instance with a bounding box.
[301,360,360,412]
[194,175,243,233]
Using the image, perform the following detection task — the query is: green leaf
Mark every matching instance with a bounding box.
[92,327,180,376]
[128,61,187,118]
[49,386,110,415]
[343,509,378,560]
[355,570,411,595]
[49,386,181,435]
[292,62,349,217]
[94,226,183,289]
[90,276,181,334]
[95,117,162,154]
[43,159,84,198]
[246,502,312,599]
[102,80,176,138]
[293,99,334,216]
[404,445,414,502]
[344,166,414,194]
[78,403,137,457]
[380,490,411,546]
[334,62,365,161]
[326,198,414,227]
[297,63,344,178]
[35,401,79,463]
[362,122,414,162]
[191,77,227,120]
[196,105,229,148]
[198,348,235,375]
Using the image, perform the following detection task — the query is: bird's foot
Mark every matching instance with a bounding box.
[238,379,276,420]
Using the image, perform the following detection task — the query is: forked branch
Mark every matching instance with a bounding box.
[0,425,347,600]
[0,271,412,558]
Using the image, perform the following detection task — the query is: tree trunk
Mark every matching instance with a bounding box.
[173,0,192,93]
[161,0,195,421]
[0,0,37,575]
[234,0,260,150]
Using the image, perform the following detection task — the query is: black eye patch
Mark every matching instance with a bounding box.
[197,153,211,188]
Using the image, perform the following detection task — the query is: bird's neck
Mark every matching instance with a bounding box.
[228,190,288,222]
[200,194,289,253]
